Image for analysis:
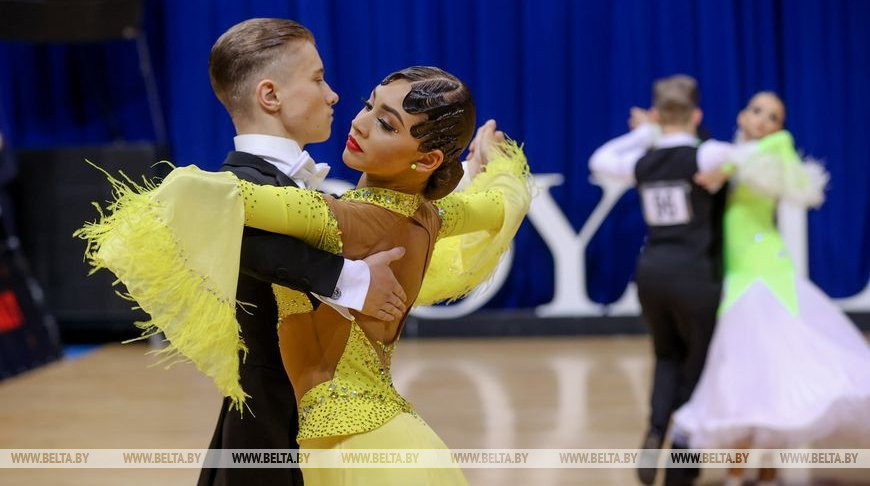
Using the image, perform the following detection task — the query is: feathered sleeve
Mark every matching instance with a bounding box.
[75,166,248,410]
[416,140,532,306]
[74,165,341,412]
[733,130,828,207]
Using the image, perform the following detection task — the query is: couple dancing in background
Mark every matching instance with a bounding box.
[592,76,870,486]
[77,18,531,486]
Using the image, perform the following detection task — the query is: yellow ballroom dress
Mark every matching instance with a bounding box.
[76,142,531,485]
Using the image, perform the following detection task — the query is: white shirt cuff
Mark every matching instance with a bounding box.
[454,160,472,191]
[318,258,369,312]
[697,140,736,172]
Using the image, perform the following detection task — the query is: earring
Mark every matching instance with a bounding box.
[410,163,417,171]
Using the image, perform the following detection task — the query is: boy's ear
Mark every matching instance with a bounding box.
[692,108,703,126]
[415,150,444,173]
[255,79,280,113]
[649,108,661,123]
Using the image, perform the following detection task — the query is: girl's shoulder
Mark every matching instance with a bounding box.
[757,130,795,151]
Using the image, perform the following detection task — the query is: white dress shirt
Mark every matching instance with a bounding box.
[234,134,370,313]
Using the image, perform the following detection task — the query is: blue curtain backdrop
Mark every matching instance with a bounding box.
[0,0,867,308]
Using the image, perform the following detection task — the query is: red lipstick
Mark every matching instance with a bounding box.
[346,135,363,152]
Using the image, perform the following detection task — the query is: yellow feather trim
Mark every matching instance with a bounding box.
[417,140,532,305]
[74,164,250,412]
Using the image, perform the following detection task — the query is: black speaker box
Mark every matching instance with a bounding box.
[0,0,143,43]
[11,143,157,337]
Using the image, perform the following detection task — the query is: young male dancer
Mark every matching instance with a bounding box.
[590,75,731,486]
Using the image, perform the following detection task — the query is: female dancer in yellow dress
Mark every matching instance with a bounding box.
[77,66,531,485]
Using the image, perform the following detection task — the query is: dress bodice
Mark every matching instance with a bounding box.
[720,132,820,315]
[274,187,439,440]
[723,183,790,278]
[296,319,413,440]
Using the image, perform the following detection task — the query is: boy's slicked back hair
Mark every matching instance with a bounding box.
[209,18,314,117]
[653,74,699,125]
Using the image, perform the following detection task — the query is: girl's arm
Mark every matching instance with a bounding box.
[434,188,505,237]
[417,140,531,305]
[238,180,341,253]
[735,131,828,207]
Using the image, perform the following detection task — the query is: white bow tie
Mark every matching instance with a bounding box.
[293,150,330,189]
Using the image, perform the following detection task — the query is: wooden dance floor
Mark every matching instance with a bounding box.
[1,335,867,485]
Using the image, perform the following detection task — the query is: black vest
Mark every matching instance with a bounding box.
[635,146,724,275]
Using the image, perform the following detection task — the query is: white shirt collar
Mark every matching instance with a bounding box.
[654,131,699,149]
[233,134,330,188]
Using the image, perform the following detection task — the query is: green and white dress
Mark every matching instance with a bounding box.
[674,131,870,448]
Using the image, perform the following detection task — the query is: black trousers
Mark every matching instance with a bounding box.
[196,364,303,486]
[636,250,721,437]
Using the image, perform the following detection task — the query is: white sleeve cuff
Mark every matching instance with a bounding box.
[697,140,736,172]
[454,160,472,191]
[318,258,370,312]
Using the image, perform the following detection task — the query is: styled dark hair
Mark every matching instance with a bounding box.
[381,66,476,200]
[653,74,699,125]
[209,18,314,117]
